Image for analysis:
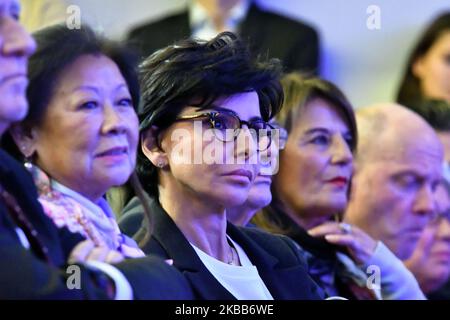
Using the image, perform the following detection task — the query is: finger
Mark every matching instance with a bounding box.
[68,240,95,264]
[105,251,125,264]
[86,246,110,262]
[308,222,343,237]
[120,245,145,258]
[324,234,355,247]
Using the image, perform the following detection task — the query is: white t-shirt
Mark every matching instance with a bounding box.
[190,237,274,300]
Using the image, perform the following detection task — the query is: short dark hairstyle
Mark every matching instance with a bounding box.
[396,12,450,107]
[137,31,284,198]
[278,72,357,151]
[2,24,139,159]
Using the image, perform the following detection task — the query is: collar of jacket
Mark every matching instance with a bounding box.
[145,197,317,299]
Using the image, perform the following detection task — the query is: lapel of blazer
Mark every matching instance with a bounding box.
[227,223,317,299]
[149,199,236,300]
[0,151,65,265]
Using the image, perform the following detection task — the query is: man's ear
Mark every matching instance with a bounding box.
[9,124,38,158]
[141,126,168,168]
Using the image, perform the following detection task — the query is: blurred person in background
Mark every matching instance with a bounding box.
[397,12,450,108]
[127,0,320,74]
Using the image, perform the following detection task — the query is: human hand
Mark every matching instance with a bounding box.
[68,240,125,265]
[404,224,436,281]
[120,244,145,258]
[308,221,378,264]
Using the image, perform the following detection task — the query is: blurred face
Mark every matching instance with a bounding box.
[348,131,443,260]
[196,0,242,13]
[274,99,353,227]
[29,54,139,201]
[437,131,450,164]
[226,120,285,226]
[413,30,450,103]
[0,0,36,135]
[406,184,450,293]
[154,91,261,209]
[243,121,284,212]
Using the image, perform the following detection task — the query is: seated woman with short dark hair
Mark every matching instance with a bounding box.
[126,31,324,300]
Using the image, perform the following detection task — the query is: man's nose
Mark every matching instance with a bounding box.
[2,18,37,57]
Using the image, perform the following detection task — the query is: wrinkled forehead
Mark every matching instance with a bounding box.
[371,145,443,179]
[378,125,443,162]
[398,135,442,163]
[359,131,443,177]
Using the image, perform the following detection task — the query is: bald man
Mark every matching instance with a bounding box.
[345,103,443,261]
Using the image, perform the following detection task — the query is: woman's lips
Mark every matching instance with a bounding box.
[96,146,128,158]
[325,176,348,187]
[222,169,253,183]
[430,247,450,263]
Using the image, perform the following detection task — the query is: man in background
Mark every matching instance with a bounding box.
[127,0,320,73]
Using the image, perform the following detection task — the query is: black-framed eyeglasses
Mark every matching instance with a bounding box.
[175,110,276,151]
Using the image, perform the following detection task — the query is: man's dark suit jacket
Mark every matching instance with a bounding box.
[130,197,324,300]
[127,2,320,73]
[0,149,194,299]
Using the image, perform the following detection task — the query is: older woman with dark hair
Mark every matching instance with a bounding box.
[0,2,194,300]
[125,32,323,300]
[253,72,425,299]
[5,24,145,257]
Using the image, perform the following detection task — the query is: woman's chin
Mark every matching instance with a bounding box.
[322,195,348,213]
[99,172,131,189]
[215,190,250,208]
